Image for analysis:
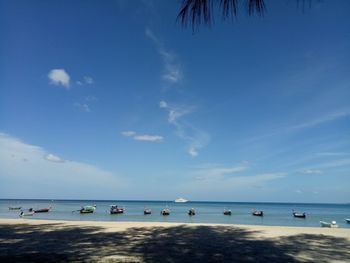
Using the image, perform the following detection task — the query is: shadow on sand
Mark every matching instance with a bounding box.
[0,223,349,262]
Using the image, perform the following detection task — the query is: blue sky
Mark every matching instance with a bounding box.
[0,0,349,202]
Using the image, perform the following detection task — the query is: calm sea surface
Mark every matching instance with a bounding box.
[1,199,350,228]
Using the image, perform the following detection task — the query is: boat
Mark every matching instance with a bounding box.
[79,205,96,214]
[293,211,306,218]
[161,208,170,215]
[320,221,338,228]
[33,207,51,213]
[19,211,35,217]
[144,208,152,215]
[223,209,232,215]
[345,219,350,224]
[110,205,124,214]
[9,206,22,210]
[252,210,264,217]
[188,208,196,216]
[175,197,188,203]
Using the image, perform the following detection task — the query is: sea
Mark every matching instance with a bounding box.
[1,199,350,228]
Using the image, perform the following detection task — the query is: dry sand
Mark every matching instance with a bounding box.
[0,218,349,262]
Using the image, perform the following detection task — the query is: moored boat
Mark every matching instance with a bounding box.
[345,219,350,224]
[144,208,152,215]
[9,206,22,210]
[252,210,264,217]
[223,209,232,215]
[188,208,195,216]
[293,211,306,218]
[161,208,170,215]
[34,207,51,213]
[80,205,96,214]
[20,211,35,217]
[110,205,124,214]
[320,221,338,228]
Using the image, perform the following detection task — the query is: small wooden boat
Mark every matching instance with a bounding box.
[9,206,22,210]
[223,209,232,215]
[345,218,350,224]
[34,207,51,213]
[188,208,196,216]
[80,205,96,214]
[161,208,170,216]
[293,211,306,218]
[110,205,124,214]
[252,210,263,217]
[144,208,152,215]
[320,221,338,228]
[20,211,35,217]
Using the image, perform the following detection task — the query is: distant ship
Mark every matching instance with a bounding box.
[175,197,188,203]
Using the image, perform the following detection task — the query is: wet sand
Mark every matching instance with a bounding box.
[0,219,349,262]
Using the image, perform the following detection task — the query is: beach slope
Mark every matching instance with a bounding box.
[0,219,349,262]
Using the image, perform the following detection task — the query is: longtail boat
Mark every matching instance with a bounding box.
[144,208,152,215]
[79,205,96,214]
[110,205,124,214]
[188,208,196,216]
[9,206,22,210]
[223,209,232,215]
[293,211,306,218]
[161,208,170,215]
[34,207,51,213]
[252,210,264,217]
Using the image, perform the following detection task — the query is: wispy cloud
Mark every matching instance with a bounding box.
[121,131,137,137]
[159,100,209,157]
[48,69,70,89]
[83,76,94,84]
[74,102,91,113]
[301,169,322,175]
[121,131,163,142]
[134,135,163,142]
[193,164,248,181]
[45,153,65,163]
[290,109,350,130]
[145,28,182,84]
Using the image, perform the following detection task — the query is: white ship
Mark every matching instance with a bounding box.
[175,197,188,203]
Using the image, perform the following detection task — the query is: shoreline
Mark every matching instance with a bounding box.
[1,218,349,262]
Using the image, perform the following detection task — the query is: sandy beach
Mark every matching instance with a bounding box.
[0,219,349,262]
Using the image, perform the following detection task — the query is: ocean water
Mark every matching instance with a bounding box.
[1,199,350,228]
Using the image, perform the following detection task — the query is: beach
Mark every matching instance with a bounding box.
[1,219,349,262]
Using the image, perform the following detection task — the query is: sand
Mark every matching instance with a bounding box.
[0,219,349,262]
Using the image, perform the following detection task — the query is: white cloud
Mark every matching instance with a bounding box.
[121,131,163,142]
[159,100,209,157]
[84,76,94,84]
[133,135,163,142]
[145,28,182,84]
[74,102,91,112]
[48,69,70,88]
[121,131,137,137]
[76,81,83,86]
[45,153,64,163]
[301,169,322,174]
[0,133,126,199]
[193,164,248,181]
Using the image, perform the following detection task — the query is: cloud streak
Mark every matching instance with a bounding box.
[121,131,163,142]
[145,28,182,84]
[159,100,209,157]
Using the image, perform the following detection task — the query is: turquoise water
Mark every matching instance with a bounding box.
[1,199,350,228]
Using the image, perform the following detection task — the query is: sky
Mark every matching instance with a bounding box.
[0,0,349,202]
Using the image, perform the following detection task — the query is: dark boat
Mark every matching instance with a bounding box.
[223,209,232,215]
[252,210,264,217]
[9,206,22,210]
[110,205,124,214]
[144,208,152,215]
[34,207,51,213]
[188,208,196,216]
[161,208,170,216]
[293,211,306,218]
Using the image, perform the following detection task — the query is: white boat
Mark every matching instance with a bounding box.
[320,221,338,228]
[175,197,188,203]
[20,211,35,217]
